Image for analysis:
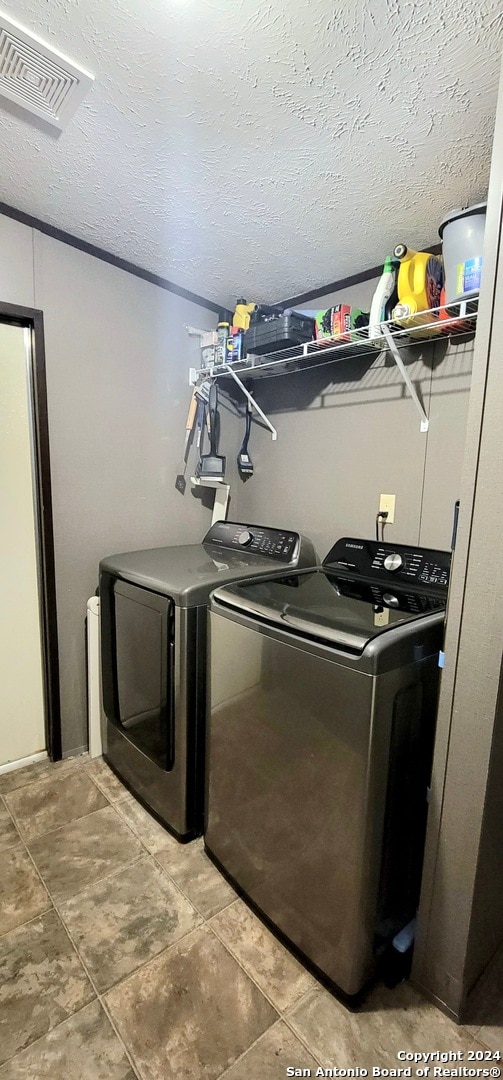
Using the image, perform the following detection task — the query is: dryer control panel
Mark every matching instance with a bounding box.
[324,537,451,592]
[204,520,300,563]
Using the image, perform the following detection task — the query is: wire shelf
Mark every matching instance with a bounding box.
[195,299,478,383]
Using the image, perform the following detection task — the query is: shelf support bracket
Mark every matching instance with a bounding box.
[190,478,230,525]
[221,363,277,441]
[381,324,429,432]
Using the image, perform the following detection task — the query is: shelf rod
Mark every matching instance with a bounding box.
[220,363,278,441]
[381,324,429,433]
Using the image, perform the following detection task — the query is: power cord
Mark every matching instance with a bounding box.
[375,511,389,542]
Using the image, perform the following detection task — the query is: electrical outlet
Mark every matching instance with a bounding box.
[374,609,390,627]
[379,493,396,524]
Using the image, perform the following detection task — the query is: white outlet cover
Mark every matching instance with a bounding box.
[379,494,396,523]
[0,9,94,130]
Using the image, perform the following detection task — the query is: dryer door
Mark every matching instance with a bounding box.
[101,574,175,770]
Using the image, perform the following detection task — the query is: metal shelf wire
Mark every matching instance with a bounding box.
[194,300,477,383]
[189,299,478,437]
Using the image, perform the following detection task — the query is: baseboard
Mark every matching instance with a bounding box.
[410,977,461,1023]
[0,750,48,775]
[62,745,88,760]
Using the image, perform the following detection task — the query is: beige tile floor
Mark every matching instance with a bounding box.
[0,754,501,1079]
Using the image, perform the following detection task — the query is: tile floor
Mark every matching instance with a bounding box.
[0,754,501,1079]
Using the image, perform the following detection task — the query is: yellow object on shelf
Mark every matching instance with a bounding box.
[232,299,256,331]
[392,244,444,336]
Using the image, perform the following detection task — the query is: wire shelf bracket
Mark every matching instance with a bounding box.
[190,477,230,525]
[381,324,429,432]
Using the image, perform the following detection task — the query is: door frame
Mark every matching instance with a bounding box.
[0,301,62,760]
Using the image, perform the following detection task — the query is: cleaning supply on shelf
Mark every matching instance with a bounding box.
[392,245,444,336]
[216,321,230,365]
[439,202,486,310]
[226,327,244,364]
[368,256,398,347]
[315,305,369,342]
[200,330,218,370]
[233,299,256,331]
[237,398,254,480]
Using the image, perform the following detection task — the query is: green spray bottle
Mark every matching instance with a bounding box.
[368,256,398,347]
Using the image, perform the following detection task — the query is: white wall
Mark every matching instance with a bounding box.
[0,213,217,754]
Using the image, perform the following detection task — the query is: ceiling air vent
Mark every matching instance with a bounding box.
[0,9,94,130]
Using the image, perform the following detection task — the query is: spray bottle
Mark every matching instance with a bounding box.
[368,256,398,347]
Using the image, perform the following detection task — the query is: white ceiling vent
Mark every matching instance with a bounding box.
[0,10,94,130]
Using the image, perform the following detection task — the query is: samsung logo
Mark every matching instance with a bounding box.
[346,543,364,550]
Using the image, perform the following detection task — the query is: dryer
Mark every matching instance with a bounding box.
[99,520,316,840]
[205,536,450,996]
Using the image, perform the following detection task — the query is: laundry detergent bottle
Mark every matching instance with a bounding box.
[392,245,444,336]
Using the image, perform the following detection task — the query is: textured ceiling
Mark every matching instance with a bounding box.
[0,0,501,306]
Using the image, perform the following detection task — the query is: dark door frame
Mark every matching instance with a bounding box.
[0,301,62,761]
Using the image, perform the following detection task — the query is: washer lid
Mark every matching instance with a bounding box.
[100,543,297,606]
[212,569,445,653]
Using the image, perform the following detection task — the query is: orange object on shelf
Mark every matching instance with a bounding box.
[439,287,465,334]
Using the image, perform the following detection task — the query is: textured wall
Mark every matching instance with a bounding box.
[0,0,500,303]
[227,279,473,558]
[0,214,216,754]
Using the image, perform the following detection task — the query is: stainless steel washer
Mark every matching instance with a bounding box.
[204,537,451,996]
[99,520,316,841]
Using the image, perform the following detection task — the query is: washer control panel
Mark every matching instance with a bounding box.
[333,575,446,613]
[324,537,451,592]
[204,520,299,563]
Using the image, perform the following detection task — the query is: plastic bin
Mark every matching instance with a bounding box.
[439,202,486,309]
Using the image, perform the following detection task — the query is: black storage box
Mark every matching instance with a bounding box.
[243,314,315,356]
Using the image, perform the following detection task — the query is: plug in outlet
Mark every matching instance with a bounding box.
[379,494,396,524]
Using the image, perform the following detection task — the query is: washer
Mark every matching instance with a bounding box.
[204,536,451,996]
[99,520,316,841]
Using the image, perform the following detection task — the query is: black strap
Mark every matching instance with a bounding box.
[240,403,252,456]
[208,381,219,455]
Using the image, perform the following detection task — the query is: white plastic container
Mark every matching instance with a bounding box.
[439,202,486,308]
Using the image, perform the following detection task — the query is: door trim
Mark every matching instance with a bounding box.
[0,301,62,761]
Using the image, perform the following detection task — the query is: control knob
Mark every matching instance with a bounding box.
[383,552,403,573]
[237,530,253,547]
[382,592,400,607]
